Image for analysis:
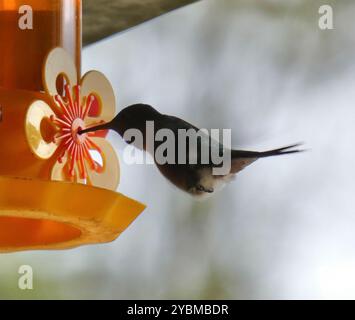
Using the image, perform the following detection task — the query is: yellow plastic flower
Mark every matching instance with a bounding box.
[25,47,120,191]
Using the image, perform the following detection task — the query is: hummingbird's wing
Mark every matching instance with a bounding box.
[158,116,303,174]
[160,115,225,168]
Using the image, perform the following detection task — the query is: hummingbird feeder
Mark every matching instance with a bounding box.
[0,0,145,252]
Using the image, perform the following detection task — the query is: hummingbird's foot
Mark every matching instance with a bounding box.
[196,184,214,193]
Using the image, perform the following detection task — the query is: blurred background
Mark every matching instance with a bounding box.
[2,0,355,299]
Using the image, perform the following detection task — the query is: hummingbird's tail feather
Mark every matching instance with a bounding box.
[232,143,304,159]
[229,143,304,174]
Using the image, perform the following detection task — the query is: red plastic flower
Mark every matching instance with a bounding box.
[26,48,120,190]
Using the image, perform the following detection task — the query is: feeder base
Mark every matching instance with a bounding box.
[0,177,145,253]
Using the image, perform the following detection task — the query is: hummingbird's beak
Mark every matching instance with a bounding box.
[78,121,111,135]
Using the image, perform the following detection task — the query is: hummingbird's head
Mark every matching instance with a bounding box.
[113,103,160,137]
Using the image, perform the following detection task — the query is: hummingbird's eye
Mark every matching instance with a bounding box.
[123,132,135,145]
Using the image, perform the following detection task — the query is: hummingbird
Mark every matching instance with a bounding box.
[80,104,303,197]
